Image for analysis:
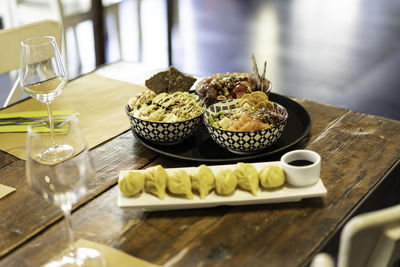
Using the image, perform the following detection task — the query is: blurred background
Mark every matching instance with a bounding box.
[1,0,399,120]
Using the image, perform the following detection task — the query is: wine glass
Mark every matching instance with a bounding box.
[20,36,72,162]
[26,117,106,267]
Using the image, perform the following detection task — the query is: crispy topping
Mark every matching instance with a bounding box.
[145,66,196,94]
[208,92,286,131]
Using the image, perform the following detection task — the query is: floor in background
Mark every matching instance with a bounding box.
[1,0,399,121]
[172,0,400,121]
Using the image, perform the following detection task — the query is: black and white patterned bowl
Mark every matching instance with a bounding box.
[203,100,288,154]
[125,105,204,145]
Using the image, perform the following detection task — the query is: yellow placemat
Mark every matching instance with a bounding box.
[0,74,146,159]
[0,184,16,199]
[0,110,74,132]
[75,239,160,267]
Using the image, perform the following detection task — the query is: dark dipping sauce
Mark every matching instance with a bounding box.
[288,160,314,166]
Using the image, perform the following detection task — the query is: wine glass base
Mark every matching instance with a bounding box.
[44,247,106,267]
[40,144,74,162]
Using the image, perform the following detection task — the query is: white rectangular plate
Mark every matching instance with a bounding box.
[117,161,327,211]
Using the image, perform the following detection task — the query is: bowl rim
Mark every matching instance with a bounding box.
[125,104,205,125]
[202,99,288,134]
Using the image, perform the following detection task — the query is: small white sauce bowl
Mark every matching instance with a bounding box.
[280,150,321,186]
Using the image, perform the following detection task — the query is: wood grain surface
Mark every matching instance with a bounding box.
[1,98,399,267]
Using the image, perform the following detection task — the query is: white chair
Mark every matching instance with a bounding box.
[6,0,128,76]
[53,0,124,72]
[0,19,62,107]
[311,204,400,267]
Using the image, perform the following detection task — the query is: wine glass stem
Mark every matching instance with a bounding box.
[46,103,57,147]
[63,208,76,254]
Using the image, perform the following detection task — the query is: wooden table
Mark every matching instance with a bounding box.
[0,62,399,266]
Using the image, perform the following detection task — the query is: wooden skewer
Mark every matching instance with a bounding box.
[251,54,261,90]
[261,61,267,91]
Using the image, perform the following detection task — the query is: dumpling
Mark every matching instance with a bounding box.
[118,170,145,197]
[167,170,193,199]
[215,169,237,196]
[144,165,167,199]
[191,164,215,199]
[259,165,285,189]
[234,162,259,195]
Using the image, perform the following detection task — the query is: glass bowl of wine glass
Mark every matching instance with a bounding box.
[20,36,71,162]
[26,117,106,266]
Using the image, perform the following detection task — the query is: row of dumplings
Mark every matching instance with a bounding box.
[118,163,286,200]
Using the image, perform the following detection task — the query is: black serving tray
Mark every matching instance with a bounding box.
[132,93,311,163]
